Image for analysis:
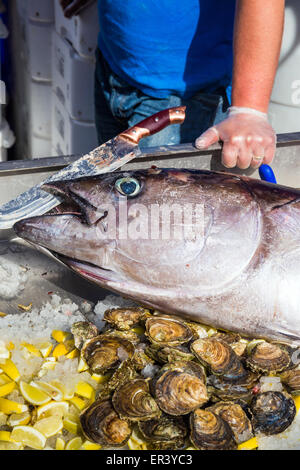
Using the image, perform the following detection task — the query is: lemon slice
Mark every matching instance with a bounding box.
[19,381,51,406]
[65,436,82,450]
[37,401,69,420]
[81,440,102,450]
[0,381,15,397]
[56,437,65,450]
[11,426,46,450]
[0,359,20,382]
[31,381,63,402]
[0,397,28,414]
[34,415,63,438]
[0,340,10,360]
[75,382,94,399]
[7,411,31,426]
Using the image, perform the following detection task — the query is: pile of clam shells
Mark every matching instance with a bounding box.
[71,308,300,450]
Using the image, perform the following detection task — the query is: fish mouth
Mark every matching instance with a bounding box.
[57,254,119,284]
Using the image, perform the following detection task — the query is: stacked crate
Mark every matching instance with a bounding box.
[10,0,99,159]
[51,0,98,156]
[9,0,53,158]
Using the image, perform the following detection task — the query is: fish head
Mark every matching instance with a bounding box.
[13,169,262,306]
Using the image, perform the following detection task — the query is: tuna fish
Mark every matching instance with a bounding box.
[13,169,300,345]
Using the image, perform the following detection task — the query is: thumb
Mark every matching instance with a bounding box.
[195,126,219,149]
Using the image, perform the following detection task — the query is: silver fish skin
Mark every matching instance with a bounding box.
[13,169,300,345]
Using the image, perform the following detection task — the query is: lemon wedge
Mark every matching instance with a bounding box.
[75,382,94,400]
[11,426,46,450]
[90,373,112,384]
[51,330,71,343]
[0,359,20,382]
[34,415,63,438]
[77,357,89,373]
[0,373,11,385]
[7,411,31,426]
[52,343,69,358]
[21,343,41,357]
[69,396,86,411]
[0,431,12,442]
[37,401,69,420]
[19,381,51,406]
[0,381,15,397]
[65,436,82,450]
[0,397,28,414]
[0,441,23,450]
[36,342,53,358]
[81,440,102,450]
[65,349,79,359]
[237,437,258,450]
[63,415,79,435]
[56,437,65,450]
[31,381,63,402]
[50,380,74,400]
[294,395,300,414]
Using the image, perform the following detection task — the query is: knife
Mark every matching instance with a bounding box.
[0,106,186,230]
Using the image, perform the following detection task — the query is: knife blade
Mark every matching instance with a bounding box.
[0,106,186,230]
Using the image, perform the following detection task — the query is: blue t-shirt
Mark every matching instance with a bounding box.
[98,0,235,99]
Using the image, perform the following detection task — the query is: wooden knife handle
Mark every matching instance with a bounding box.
[119,106,186,144]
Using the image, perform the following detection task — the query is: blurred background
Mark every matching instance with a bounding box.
[0,0,299,163]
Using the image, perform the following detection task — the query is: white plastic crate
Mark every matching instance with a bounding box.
[52,31,95,121]
[52,91,98,156]
[26,75,52,139]
[25,19,53,81]
[28,133,52,159]
[54,0,98,58]
[27,0,54,23]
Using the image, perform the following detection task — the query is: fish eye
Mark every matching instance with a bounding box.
[114,177,141,197]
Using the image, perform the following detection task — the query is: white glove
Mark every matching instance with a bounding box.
[195,106,276,169]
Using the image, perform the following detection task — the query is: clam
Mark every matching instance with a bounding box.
[104,307,149,331]
[190,409,236,450]
[246,342,291,374]
[138,415,187,450]
[145,316,195,347]
[82,334,135,374]
[209,401,253,444]
[191,337,247,380]
[71,321,99,349]
[280,366,300,395]
[80,399,132,446]
[250,391,296,435]
[112,378,161,422]
[153,361,208,415]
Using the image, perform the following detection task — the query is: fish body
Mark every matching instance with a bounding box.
[14,169,300,345]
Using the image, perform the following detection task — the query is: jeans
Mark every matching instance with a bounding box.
[94,49,229,148]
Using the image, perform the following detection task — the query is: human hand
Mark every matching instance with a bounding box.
[59,0,95,18]
[195,107,276,170]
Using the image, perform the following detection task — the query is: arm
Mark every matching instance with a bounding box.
[196,0,285,169]
[59,0,95,18]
